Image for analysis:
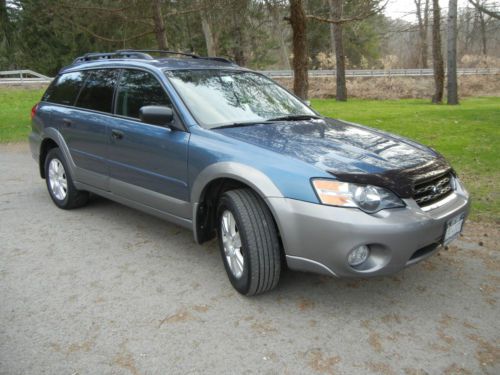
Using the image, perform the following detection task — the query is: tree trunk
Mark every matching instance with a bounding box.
[329,0,347,101]
[422,0,429,68]
[478,9,487,55]
[152,0,168,50]
[268,2,291,69]
[415,0,429,68]
[200,10,216,56]
[231,0,248,66]
[464,5,472,54]
[447,0,459,105]
[431,0,444,103]
[289,0,308,99]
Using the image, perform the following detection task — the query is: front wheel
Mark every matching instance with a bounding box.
[217,189,281,296]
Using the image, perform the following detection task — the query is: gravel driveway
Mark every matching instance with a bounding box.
[1,143,499,375]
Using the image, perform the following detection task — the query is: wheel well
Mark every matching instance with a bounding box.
[195,178,282,248]
[39,138,58,178]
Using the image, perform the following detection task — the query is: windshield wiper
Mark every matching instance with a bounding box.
[211,114,322,129]
[267,114,322,122]
[211,121,266,130]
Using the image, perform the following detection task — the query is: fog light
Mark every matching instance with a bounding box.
[348,245,370,266]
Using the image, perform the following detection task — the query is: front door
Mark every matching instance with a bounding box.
[107,69,190,218]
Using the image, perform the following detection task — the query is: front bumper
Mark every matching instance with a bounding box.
[267,190,470,277]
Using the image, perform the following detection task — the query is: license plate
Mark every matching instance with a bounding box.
[443,213,465,245]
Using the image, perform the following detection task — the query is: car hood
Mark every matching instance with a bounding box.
[213,118,451,198]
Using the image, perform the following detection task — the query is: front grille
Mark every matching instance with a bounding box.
[413,172,454,207]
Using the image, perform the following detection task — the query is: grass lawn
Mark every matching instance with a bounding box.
[0,88,45,142]
[312,97,500,222]
[0,88,498,221]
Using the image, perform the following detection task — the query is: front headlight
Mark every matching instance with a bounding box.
[312,179,405,213]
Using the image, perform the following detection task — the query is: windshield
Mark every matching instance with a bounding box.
[165,70,316,129]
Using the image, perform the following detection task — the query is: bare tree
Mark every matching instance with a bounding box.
[477,6,488,54]
[432,0,444,103]
[305,0,386,101]
[288,0,309,99]
[266,0,291,69]
[152,0,168,49]
[447,0,459,104]
[468,0,500,20]
[414,0,430,68]
[199,0,216,56]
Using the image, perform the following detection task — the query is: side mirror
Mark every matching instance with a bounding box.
[139,105,176,128]
[305,100,311,107]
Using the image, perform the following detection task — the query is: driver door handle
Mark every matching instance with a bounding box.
[111,129,124,140]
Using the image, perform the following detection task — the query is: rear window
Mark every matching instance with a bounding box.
[43,71,88,106]
[75,69,119,113]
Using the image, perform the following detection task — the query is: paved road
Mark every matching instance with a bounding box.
[1,143,499,375]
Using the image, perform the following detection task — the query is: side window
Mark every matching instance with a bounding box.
[43,71,87,106]
[116,69,171,119]
[75,69,119,113]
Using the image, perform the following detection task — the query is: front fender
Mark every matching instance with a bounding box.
[190,161,283,204]
[190,162,284,244]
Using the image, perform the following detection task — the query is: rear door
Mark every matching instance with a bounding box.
[107,68,190,218]
[60,69,119,190]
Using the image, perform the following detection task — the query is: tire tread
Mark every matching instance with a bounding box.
[222,188,281,295]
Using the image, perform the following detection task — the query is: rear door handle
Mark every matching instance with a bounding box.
[62,118,72,127]
[111,129,124,140]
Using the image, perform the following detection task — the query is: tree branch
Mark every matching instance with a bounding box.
[468,0,500,20]
[306,0,388,24]
[65,17,154,43]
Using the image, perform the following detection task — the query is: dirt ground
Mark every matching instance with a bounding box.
[1,143,499,374]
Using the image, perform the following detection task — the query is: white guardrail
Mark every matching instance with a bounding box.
[1,68,499,85]
[261,67,500,78]
[0,70,52,84]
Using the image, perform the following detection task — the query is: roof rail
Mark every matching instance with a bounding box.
[72,49,235,65]
[199,56,234,64]
[118,49,234,64]
[73,51,154,64]
[116,49,200,59]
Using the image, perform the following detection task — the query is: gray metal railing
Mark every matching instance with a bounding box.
[260,67,500,78]
[0,70,52,84]
[1,67,498,85]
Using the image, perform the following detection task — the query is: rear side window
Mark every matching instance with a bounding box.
[43,71,87,106]
[75,69,119,113]
[116,69,171,119]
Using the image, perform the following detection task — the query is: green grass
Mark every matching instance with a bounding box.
[0,88,498,221]
[312,97,500,222]
[0,88,45,143]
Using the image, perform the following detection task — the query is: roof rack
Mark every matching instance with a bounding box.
[116,49,200,59]
[73,49,234,65]
[118,49,234,64]
[73,51,154,64]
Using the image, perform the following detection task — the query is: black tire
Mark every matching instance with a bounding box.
[44,148,89,209]
[216,188,281,296]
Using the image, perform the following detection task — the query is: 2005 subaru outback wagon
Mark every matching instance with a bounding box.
[30,50,470,295]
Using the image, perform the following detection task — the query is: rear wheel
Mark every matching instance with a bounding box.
[44,148,89,209]
[217,188,281,296]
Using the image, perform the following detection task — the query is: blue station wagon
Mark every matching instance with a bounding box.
[29,50,470,295]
